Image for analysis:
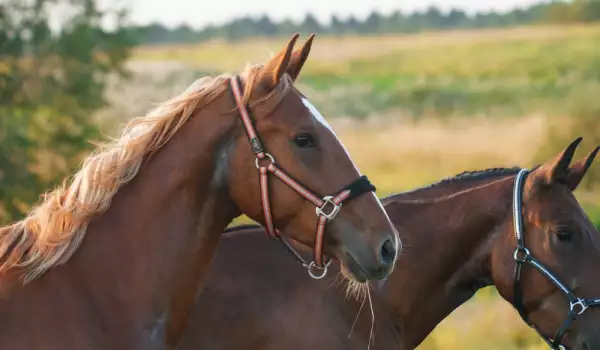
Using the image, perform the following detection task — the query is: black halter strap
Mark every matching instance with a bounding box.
[511,169,600,349]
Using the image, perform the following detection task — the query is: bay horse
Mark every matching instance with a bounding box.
[0,34,400,350]
[179,137,600,350]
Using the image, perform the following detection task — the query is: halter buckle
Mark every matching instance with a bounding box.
[513,247,531,263]
[316,196,342,220]
[570,298,588,315]
[255,153,275,169]
[307,260,331,280]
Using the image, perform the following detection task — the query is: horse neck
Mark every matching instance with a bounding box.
[38,93,240,348]
[379,175,515,348]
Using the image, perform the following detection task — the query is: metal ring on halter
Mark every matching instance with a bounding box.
[513,247,531,263]
[255,153,275,169]
[570,298,589,315]
[316,196,342,220]
[307,260,331,280]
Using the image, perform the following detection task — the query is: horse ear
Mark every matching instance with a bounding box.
[257,33,299,91]
[563,145,599,191]
[533,137,583,186]
[286,33,315,81]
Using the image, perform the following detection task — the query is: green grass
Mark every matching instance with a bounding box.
[299,34,600,117]
[133,24,600,118]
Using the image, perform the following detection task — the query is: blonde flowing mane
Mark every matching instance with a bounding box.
[0,64,290,283]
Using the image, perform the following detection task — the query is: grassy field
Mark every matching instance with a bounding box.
[133,24,600,119]
[108,24,600,349]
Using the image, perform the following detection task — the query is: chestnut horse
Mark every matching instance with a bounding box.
[0,34,399,350]
[180,137,600,350]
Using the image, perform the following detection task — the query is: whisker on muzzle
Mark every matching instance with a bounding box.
[344,279,377,349]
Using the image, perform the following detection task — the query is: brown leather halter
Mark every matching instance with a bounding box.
[229,76,376,279]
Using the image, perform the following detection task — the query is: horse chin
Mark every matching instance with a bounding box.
[340,258,369,283]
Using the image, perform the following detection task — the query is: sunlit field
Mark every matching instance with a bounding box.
[103,23,600,349]
[132,23,600,119]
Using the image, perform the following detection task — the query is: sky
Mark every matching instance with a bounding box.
[123,0,545,29]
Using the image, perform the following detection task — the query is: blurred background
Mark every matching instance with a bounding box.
[1,0,599,348]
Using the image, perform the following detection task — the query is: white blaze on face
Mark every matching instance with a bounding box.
[301,96,365,174]
[301,97,337,136]
[301,97,400,253]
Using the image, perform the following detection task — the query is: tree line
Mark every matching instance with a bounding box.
[133,0,600,45]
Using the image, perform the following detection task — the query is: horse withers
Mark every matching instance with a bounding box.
[179,137,600,350]
[0,34,399,349]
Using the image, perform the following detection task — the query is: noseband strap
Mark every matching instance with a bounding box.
[229,76,375,279]
[512,169,600,349]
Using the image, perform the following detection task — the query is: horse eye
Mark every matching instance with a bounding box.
[556,230,573,242]
[293,133,316,148]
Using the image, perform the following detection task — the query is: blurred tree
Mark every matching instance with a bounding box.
[277,19,298,36]
[172,24,196,43]
[379,10,404,32]
[256,15,277,37]
[445,9,469,28]
[362,11,383,33]
[0,0,136,223]
[343,15,360,33]
[329,14,344,34]
[298,13,322,34]
[134,22,170,44]
[424,6,444,29]
[222,17,257,41]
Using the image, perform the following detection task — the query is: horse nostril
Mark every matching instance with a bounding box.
[379,238,396,265]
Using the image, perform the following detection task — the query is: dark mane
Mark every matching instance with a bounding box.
[420,167,522,189]
[381,167,525,204]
